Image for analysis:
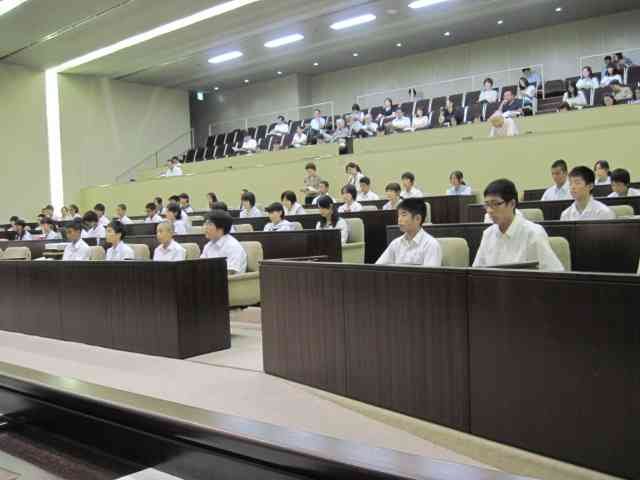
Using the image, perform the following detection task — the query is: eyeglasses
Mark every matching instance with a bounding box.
[483,200,506,210]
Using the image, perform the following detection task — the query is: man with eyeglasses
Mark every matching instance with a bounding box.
[473,179,564,271]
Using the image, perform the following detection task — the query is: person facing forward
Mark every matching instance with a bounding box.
[153,221,186,262]
[200,210,247,274]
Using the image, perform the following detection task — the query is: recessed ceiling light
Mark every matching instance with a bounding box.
[264,33,304,49]
[555,6,563,12]
[396,42,403,47]
[277,71,283,75]
[352,52,359,57]
[313,62,319,66]
[0,0,29,16]
[408,0,449,9]
[497,19,504,25]
[387,9,398,15]
[213,86,220,91]
[244,79,250,84]
[208,50,243,64]
[330,14,376,30]
[444,31,451,37]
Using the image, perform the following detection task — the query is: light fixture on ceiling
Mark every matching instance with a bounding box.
[244,79,250,84]
[277,71,283,75]
[208,50,243,64]
[408,0,449,9]
[313,62,319,66]
[352,52,359,57]
[0,0,29,16]
[396,42,403,47]
[443,31,451,37]
[330,13,376,30]
[196,91,205,101]
[264,33,304,48]
[497,19,504,25]
[555,6,563,12]
[214,86,220,91]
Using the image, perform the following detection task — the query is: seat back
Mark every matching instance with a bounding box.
[3,247,31,261]
[361,205,378,211]
[180,243,201,260]
[520,208,544,222]
[130,244,150,260]
[430,96,446,113]
[545,79,566,97]
[290,222,303,231]
[548,237,572,271]
[593,86,613,106]
[437,238,469,267]
[189,225,204,235]
[610,205,634,218]
[235,224,254,233]
[448,93,464,109]
[240,241,263,273]
[464,91,480,106]
[89,246,105,261]
[423,202,432,224]
[0,249,3,260]
[344,218,364,243]
[415,98,430,114]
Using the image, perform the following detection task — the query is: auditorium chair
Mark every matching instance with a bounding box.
[449,93,464,109]
[436,238,469,267]
[361,205,378,211]
[189,226,204,235]
[342,218,365,264]
[89,246,105,261]
[180,243,201,260]
[130,244,151,260]
[0,249,3,260]
[548,237,572,271]
[415,98,430,114]
[545,79,566,97]
[463,91,480,106]
[2,247,31,261]
[235,224,254,233]
[610,205,634,218]
[627,66,640,89]
[424,202,432,224]
[519,208,544,222]
[228,241,263,308]
[430,96,446,113]
[290,222,303,231]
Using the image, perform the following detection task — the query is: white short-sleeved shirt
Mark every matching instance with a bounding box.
[400,187,424,199]
[316,218,349,245]
[285,203,305,216]
[392,116,411,130]
[560,198,615,221]
[239,206,263,218]
[106,242,135,261]
[45,231,62,240]
[118,216,133,225]
[165,165,183,177]
[153,240,186,262]
[270,123,290,135]
[82,225,106,239]
[608,188,640,198]
[201,234,247,274]
[541,182,572,201]
[479,89,498,103]
[312,195,335,205]
[447,185,472,196]
[357,191,380,201]
[171,219,188,235]
[484,209,524,224]
[383,200,401,210]
[97,215,110,228]
[338,202,363,213]
[145,214,163,223]
[17,231,33,241]
[473,215,564,271]
[376,229,442,267]
[595,177,611,186]
[264,220,295,232]
[63,239,91,261]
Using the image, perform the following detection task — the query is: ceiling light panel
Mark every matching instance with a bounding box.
[408,0,449,9]
[208,50,243,64]
[0,0,29,17]
[264,33,304,48]
[330,14,376,30]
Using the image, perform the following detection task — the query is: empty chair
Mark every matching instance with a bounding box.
[423,202,432,224]
[234,224,254,233]
[545,79,566,97]
[449,93,464,109]
[3,247,31,261]
[184,149,196,163]
[436,238,470,267]
[627,66,640,90]
[204,146,215,160]
[89,246,105,261]
[194,147,205,162]
[548,237,571,271]
[281,133,294,149]
[130,244,150,260]
[610,205,634,218]
[592,86,613,106]
[368,106,383,119]
[361,205,378,211]
[206,136,215,148]
[465,103,482,123]
[228,241,263,308]
[565,76,580,88]
[430,96,446,113]
[464,91,480,106]
[519,208,544,222]
[290,120,302,132]
[415,98,430,114]
[484,102,500,121]
[400,101,414,118]
[247,127,257,139]
[189,225,204,235]
[342,218,365,264]
[290,221,303,231]
[214,134,226,146]
[0,249,3,260]
[180,243,201,260]
[255,125,267,139]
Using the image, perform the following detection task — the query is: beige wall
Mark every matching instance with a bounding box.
[59,74,190,206]
[0,63,49,221]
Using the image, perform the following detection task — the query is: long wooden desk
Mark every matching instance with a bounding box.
[387,219,640,273]
[261,260,640,479]
[467,196,640,222]
[523,182,640,201]
[0,259,229,358]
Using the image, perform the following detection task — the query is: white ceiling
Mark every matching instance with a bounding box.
[1,0,638,91]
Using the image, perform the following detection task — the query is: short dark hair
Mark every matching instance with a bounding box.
[154,197,163,205]
[108,220,126,240]
[483,179,518,206]
[385,182,401,193]
[314,109,321,114]
[281,190,297,204]
[67,219,83,232]
[401,171,415,183]
[15,219,26,228]
[594,160,610,172]
[319,180,329,188]
[305,162,317,171]
[207,192,218,203]
[206,210,233,234]
[94,203,105,213]
[359,176,371,186]
[117,203,127,211]
[83,211,99,223]
[145,202,156,211]
[551,159,568,172]
[40,217,56,229]
[69,204,79,214]
[610,168,631,185]
[45,204,54,211]
[352,103,361,111]
[449,170,464,183]
[316,196,338,227]
[241,191,256,207]
[345,162,361,173]
[9,216,19,223]
[265,202,285,218]
[167,203,182,219]
[483,77,494,86]
[341,184,357,201]
[277,115,285,122]
[211,201,229,212]
[168,195,180,203]
[169,156,179,163]
[604,55,612,61]
[179,193,190,201]
[397,198,427,224]
[569,166,595,185]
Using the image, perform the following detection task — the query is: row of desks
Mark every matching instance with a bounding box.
[523,182,640,201]
[260,260,640,479]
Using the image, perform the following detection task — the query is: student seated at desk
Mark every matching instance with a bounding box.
[144,203,163,223]
[115,204,133,225]
[210,201,237,234]
[338,184,362,213]
[165,204,188,235]
[14,220,32,241]
[400,172,424,199]
[608,168,640,197]
[541,159,571,201]
[239,192,263,218]
[81,211,106,239]
[105,221,135,261]
[201,210,247,274]
[473,179,564,271]
[69,204,82,219]
[281,191,305,216]
[264,203,295,232]
[383,182,403,210]
[40,218,62,240]
[560,166,615,221]
[311,181,335,205]
[179,193,194,214]
[63,220,91,261]
[315,196,349,245]
[357,177,380,201]
[593,160,611,186]
[376,198,442,267]
[447,170,472,196]
[94,203,110,228]
[153,221,186,262]
[163,157,183,177]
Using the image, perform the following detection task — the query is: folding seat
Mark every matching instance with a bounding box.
[184,149,196,163]
[448,93,464,109]
[248,127,257,138]
[228,242,263,307]
[2,247,31,261]
[400,101,415,118]
[267,123,277,134]
[180,243,201,260]
[610,205,634,218]
[206,136,215,148]
[290,222,303,231]
[544,79,566,97]
[627,66,640,88]
[290,120,302,132]
[368,106,383,119]
[234,224,254,233]
[281,133,294,149]
[342,218,365,264]
[255,125,267,139]
[548,237,571,271]
[519,209,544,222]
[593,72,602,83]
[436,238,469,267]
[565,76,580,88]
[484,102,500,121]
[257,137,269,151]
[214,146,225,159]
[464,91,480,106]
[592,86,612,107]
[214,133,226,146]
[415,98,430,114]
[465,103,482,123]
[194,147,205,162]
[428,111,440,129]
[430,96,447,113]
[89,246,105,261]
[130,244,151,260]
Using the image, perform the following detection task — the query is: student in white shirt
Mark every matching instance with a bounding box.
[312,181,335,205]
[233,134,258,155]
[383,182,403,210]
[348,104,366,137]
[562,82,587,109]
[201,210,247,274]
[338,184,362,213]
[410,108,429,131]
[478,78,498,103]
[62,220,92,261]
[239,192,263,218]
[69,204,82,220]
[541,159,572,201]
[362,114,378,137]
[154,197,166,216]
[281,191,305,216]
[600,64,623,87]
[207,192,219,210]
[387,108,411,134]
[179,193,194,214]
[608,168,640,197]
[308,109,326,144]
[166,204,188,235]
[267,115,290,150]
[473,179,564,271]
[357,177,380,201]
[576,67,600,91]
[105,221,135,261]
[376,198,442,267]
[593,160,611,186]
[315,196,349,245]
[164,157,183,177]
[560,166,616,221]
[153,221,186,262]
[209,201,237,234]
[94,203,110,228]
[144,203,163,223]
[81,211,106,239]
[345,162,365,191]
[400,172,424,199]
[290,126,308,148]
[60,206,73,221]
[14,220,32,241]
[447,170,472,196]
[264,203,295,232]
[115,203,133,225]
[40,218,62,240]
